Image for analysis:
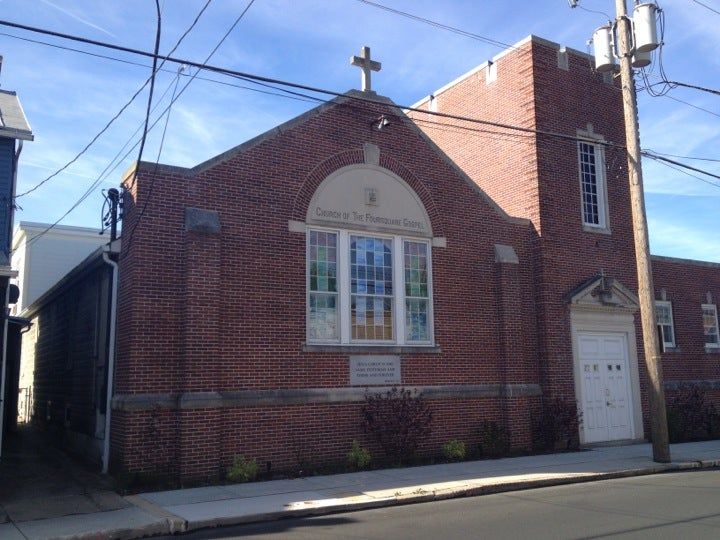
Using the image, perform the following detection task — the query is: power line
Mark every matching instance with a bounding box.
[692,0,720,16]
[655,80,720,97]
[13,0,213,199]
[20,2,214,249]
[642,151,720,187]
[354,0,518,50]
[661,92,720,119]
[0,30,320,106]
[0,17,626,150]
[124,0,257,249]
[642,149,720,163]
[644,154,720,189]
[22,73,184,251]
[131,0,163,188]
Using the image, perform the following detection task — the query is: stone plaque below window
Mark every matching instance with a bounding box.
[349,355,401,386]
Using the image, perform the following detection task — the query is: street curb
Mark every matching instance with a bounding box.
[165,460,720,534]
[125,495,186,534]
[51,515,171,540]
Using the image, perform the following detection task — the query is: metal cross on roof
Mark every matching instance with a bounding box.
[350,46,381,92]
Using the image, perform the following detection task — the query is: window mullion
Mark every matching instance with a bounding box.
[394,236,405,345]
[338,230,350,344]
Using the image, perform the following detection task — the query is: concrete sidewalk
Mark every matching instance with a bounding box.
[2,440,719,539]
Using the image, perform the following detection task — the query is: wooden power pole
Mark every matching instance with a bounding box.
[615,0,670,463]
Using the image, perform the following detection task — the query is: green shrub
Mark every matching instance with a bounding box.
[226,455,260,483]
[666,388,719,443]
[347,440,372,470]
[478,420,510,458]
[532,399,582,452]
[362,387,433,464]
[442,439,466,461]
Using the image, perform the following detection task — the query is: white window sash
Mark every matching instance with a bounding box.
[702,303,719,348]
[655,300,675,348]
[307,227,433,347]
[577,136,609,230]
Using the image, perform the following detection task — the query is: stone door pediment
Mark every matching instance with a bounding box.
[567,275,639,312]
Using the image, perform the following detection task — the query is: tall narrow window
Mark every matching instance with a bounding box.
[308,230,338,340]
[404,240,430,342]
[655,301,675,349]
[578,141,607,228]
[702,304,719,348]
[350,236,393,341]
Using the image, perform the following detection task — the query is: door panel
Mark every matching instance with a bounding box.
[578,332,633,443]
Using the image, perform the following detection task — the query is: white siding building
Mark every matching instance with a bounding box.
[11,222,108,314]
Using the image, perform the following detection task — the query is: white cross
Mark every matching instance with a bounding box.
[350,46,381,92]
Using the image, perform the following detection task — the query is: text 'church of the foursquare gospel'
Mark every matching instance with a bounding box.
[17,36,720,481]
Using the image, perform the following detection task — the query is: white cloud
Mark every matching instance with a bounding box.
[40,0,117,37]
[649,216,720,263]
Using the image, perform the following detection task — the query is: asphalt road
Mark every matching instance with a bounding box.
[163,470,720,539]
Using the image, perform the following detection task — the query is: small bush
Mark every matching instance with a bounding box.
[227,455,259,483]
[442,439,466,461]
[347,440,372,470]
[533,399,582,452]
[666,388,719,443]
[362,387,432,464]
[478,420,510,458]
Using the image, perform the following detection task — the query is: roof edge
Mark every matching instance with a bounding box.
[651,254,720,269]
[410,34,593,109]
[190,90,378,174]
[21,242,118,318]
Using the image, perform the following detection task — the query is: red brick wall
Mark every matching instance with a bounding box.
[652,257,720,387]
[113,94,541,479]
[412,38,644,403]
[111,38,720,480]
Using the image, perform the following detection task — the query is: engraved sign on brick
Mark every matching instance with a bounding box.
[349,355,401,386]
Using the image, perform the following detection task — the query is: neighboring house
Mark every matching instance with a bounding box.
[19,36,720,480]
[11,222,108,315]
[10,222,109,446]
[18,242,118,464]
[0,88,33,454]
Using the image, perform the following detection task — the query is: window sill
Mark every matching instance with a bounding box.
[705,347,720,354]
[582,225,612,235]
[302,343,442,354]
[662,347,680,353]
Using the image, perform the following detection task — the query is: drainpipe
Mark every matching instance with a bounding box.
[101,248,118,474]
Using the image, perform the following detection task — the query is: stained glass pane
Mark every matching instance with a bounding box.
[405,298,429,342]
[308,231,338,341]
[350,235,393,341]
[309,293,337,340]
[404,241,429,341]
[309,231,337,293]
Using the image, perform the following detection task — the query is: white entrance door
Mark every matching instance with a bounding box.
[578,332,634,443]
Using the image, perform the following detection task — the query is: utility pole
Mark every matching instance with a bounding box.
[614,0,670,462]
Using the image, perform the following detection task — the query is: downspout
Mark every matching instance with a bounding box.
[101,248,118,474]
[0,140,24,461]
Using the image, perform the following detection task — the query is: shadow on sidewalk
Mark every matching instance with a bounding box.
[0,426,129,523]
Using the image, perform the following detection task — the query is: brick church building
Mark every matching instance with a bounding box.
[18,36,720,481]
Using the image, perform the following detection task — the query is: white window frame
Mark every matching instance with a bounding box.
[702,303,719,349]
[655,300,675,349]
[577,131,610,231]
[306,226,434,347]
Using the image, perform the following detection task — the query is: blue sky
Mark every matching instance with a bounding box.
[1,0,718,260]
